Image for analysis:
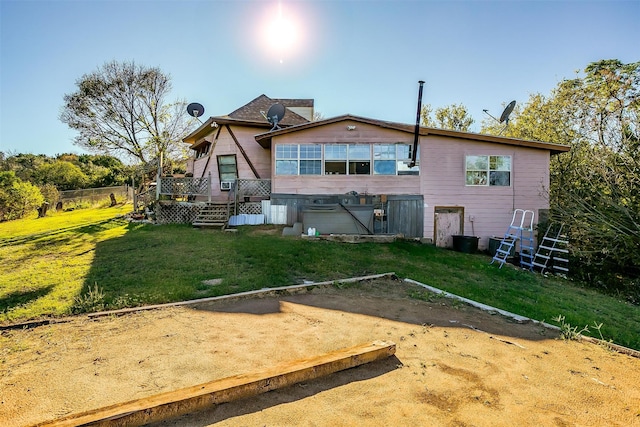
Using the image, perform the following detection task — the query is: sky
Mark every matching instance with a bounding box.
[1,0,638,158]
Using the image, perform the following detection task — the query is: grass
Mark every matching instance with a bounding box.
[1,204,639,351]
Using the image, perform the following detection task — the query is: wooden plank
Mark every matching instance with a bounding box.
[34,341,396,427]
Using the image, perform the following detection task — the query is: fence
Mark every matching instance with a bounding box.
[58,185,132,205]
[159,176,210,197]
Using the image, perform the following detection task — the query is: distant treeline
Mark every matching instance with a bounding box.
[0,152,129,220]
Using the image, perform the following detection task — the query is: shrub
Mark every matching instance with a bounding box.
[0,173,44,221]
[38,183,59,206]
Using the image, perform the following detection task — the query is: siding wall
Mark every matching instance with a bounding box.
[192,125,272,199]
[270,124,551,246]
[420,135,550,249]
[186,118,553,246]
[271,121,420,195]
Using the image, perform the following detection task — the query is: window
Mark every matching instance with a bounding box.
[275,144,322,175]
[324,144,347,175]
[396,144,419,175]
[195,142,211,159]
[348,144,371,175]
[373,144,419,175]
[299,144,322,175]
[273,143,420,176]
[373,144,396,175]
[217,155,237,182]
[465,155,511,186]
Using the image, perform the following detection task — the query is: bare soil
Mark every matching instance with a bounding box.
[2,278,640,426]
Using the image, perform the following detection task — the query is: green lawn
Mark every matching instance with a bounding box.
[1,205,638,351]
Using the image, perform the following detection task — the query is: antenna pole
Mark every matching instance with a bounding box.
[410,80,425,168]
[482,109,499,123]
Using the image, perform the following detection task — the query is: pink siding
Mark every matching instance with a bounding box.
[187,117,553,244]
[421,135,550,248]
[271,121,420,195]
[191,125,271,200]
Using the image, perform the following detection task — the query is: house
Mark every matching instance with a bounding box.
[182,95,570,250]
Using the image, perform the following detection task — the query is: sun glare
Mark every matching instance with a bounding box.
[262,2,300,63]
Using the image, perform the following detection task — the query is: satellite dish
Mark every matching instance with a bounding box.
[187,102,205,119]
[483,100,516,135]
[499,100,516,124]
[266,103,286,131]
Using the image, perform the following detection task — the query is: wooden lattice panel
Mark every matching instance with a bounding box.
[160,177,209,196]
[237,179,271,198]
[156,202,203,224]
[238,202,263,215]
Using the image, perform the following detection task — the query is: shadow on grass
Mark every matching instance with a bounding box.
[0,285,54,313]
[187,280,557,343]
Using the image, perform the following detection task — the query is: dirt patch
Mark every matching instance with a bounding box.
[2,278,640,426]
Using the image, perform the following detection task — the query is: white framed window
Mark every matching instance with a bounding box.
[324,144,347,174]
[274,143,420,176]
[396,144,419,175]
[348,144,371,175]
[465,155,511,186]
[373,144,419,175]
[275,144,322,175]
[299,144,322,175]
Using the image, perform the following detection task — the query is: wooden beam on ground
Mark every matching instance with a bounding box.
[34,340,396,427]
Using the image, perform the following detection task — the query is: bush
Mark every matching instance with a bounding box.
[38,183,59,206]
[0,180,44,221]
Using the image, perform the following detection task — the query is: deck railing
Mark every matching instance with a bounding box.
[159,175,210,199]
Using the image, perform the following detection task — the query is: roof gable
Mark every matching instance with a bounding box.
[227,94,311,126]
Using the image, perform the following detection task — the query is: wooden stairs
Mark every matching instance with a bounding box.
[192,202,230,228]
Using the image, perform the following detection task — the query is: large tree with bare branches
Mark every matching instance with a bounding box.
[60,60,195,165]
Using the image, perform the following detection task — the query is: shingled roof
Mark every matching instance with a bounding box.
[226,94,312,126]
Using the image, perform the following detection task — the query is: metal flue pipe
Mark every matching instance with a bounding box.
[410,80,425,168]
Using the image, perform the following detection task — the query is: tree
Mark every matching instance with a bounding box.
[0,153,48,183]
[38,183,59,206]
[77,154,128,187]
[482,60,640,299]
[421,103,474,131]
[0,171,44,221]
[60,60,196,165]
[36,161,88,191]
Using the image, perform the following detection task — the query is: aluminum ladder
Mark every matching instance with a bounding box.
[532,224,569,274]
[491,209,535,269]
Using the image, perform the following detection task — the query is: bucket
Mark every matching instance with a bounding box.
[452,235,479,253]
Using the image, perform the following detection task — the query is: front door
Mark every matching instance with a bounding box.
[434,207,464,248]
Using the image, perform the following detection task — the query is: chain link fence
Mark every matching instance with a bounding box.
[57,185,132,206]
